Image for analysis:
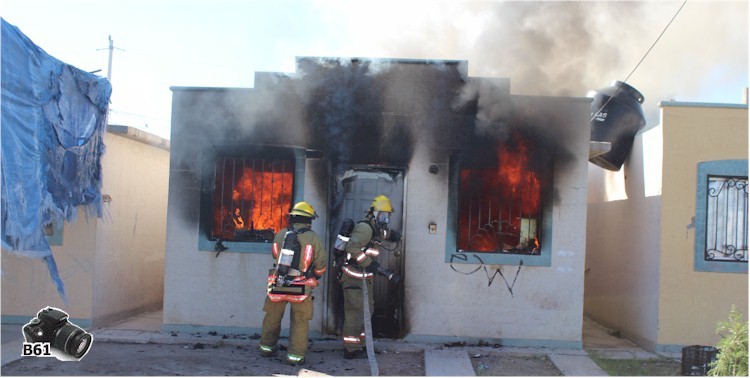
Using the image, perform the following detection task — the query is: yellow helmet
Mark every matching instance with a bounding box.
[289,201,318,219]
[371,195,393,213]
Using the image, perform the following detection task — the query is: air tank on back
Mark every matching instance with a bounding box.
[587,81,646,171]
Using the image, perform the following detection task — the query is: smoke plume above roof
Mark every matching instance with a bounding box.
[317,1,748,127]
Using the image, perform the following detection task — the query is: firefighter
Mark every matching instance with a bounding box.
[338,194,401,359]
[259,201,327,365]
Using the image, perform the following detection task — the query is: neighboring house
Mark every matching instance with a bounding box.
[1,126,170,328]
[164,57,592,348]
[585,101,748,352]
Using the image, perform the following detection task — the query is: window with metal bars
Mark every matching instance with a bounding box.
[704,175,748,263]
[446,132,554,267]
[457,165,545,255]
[694,160,748,273]
[210,157,294,243]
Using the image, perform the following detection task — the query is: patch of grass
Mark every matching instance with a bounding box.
[709,305,748,376]
[588,355,681,376]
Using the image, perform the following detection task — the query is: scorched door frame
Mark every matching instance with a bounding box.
[324,165,407,338]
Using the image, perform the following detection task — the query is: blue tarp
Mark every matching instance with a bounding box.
[1,18,112,302]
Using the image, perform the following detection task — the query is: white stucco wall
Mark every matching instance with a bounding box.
[92,131,169,326]
[163,145,269,331]
[1,128,169,327]
[584,129,662,349]
[404,99,591,347]
[162,139,329,334]
[1,207,97,324]
[165,78,592,348]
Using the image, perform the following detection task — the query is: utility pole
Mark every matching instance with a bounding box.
[96,35,117,123]
[107,35,113,81]
[97,35,116,82]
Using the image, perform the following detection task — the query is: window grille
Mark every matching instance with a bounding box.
[705,175,748,262]
[456,133,547,255]
[458,173,543,254]
[210,157,294,243]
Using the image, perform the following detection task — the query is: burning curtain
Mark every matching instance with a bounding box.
[1,19,112,302]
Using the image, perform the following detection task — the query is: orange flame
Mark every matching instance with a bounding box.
[458,133,544,252]
[497,138,540,214]
[212,159,294,240]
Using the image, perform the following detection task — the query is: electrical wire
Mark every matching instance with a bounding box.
[109,108,168,122]
[623,0,688,85]
[589,0,688,122]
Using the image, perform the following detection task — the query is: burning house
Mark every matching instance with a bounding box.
[164,57,592,347]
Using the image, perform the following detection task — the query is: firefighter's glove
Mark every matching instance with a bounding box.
[332,256,346,268]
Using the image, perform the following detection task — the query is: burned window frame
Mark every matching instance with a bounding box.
[197,146,306,254]
[694,159,748,273]
[445,155,553,267]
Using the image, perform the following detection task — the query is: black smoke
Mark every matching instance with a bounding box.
[295,58,413,175]
[172,57,586,228]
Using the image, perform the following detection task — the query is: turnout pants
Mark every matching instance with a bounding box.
[341,274,374,352]
[259,295,313,360]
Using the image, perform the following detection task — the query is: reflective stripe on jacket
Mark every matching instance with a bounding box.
[342,264,374,279]
[267,223,327,302]
[341,219,378,280]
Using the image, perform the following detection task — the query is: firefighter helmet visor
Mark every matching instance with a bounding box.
[375,211,390,225]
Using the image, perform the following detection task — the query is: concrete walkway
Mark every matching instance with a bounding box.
[422,347,610,376]
[424,349,477,376]
[2,312,678,376]
[415,315,679,376]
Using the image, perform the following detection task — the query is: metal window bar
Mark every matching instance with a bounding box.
[460,190,543,255]
[240,159,250,227]
[253,159,258,229]
[705,176,748,262]
[211,157,293,242]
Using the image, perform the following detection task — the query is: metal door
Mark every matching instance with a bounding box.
[326,167,405,338]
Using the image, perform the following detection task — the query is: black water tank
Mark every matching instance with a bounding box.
[588,81,646,171]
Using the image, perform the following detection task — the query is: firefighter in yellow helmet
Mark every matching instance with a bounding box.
[337,194,401,359]
[259,201,327,365]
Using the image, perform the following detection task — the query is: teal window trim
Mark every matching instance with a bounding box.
[694,159,748,273]
[197,147,305,253]
[44,222,64,246]
[444,156,552,267]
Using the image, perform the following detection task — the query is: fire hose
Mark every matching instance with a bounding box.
[362,276,379,376]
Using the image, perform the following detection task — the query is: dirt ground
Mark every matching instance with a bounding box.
[1,341,424,376]
[469,350,562,376]
[0,340,569,376]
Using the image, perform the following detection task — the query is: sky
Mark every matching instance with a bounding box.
[2,0,748,140]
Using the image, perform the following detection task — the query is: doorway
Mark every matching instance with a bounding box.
[325,167,406,339]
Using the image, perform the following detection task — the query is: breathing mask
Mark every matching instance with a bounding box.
[375,211,390,226]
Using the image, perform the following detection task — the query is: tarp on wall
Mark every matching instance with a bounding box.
[1,18,112,302]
